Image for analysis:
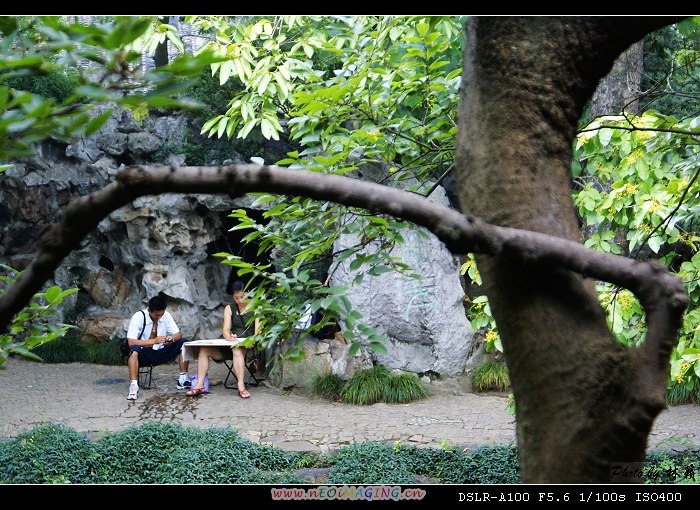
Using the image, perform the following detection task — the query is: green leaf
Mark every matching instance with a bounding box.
[220,60,233,85]
[251,194,278,207]
[43,286,62,304]
[598,128,614,147]
[217,117,228,138]
[166,30,185,53]
[200,115,222,134]
[369,340,388,355]
[648,235,663,254]
[0,16,17,35]
[348,258,364,272]
[257,73,272,96]
[348,342,361,356]
[83,108,114,136]
[428,60,449,72]
[261,118,278,140]
[368,265,392,276]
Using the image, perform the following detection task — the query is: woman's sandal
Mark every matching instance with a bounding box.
[237,388,251,399]
[186,387,207,396]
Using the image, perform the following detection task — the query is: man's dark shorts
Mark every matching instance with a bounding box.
[130,338,189,365]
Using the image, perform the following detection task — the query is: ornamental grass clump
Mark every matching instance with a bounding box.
[312,372,345,401]
[471,360,510,392]
[385,372,428,403]
[339,365,429,405]
[340,365,393,405]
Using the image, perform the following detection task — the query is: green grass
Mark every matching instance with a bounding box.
[338,365,429,405]
[644,449,700,483]
[314,366,430,405]
[31,335,92,364]
[385,372,429,403]
[90,338,125,365]
[30,336,123,366]
[471,361,510,392]
[340,365,393,405]
[0,64,80,103]
[0,423,98,483]
[312,372,345,401]
[666,383,699,406]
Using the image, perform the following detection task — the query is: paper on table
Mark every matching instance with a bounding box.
[184,338,245,347]
[181,338,246,362]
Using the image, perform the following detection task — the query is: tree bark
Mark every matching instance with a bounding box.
[456,16,684,483]
[590,40,645,118]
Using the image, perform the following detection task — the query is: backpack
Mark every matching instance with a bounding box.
[120,311,147,356]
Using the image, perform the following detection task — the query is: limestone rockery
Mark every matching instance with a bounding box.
[0,105,475,384]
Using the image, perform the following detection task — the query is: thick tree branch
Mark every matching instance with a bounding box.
[0,164,688,373]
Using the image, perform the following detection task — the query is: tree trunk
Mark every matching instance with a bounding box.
[590,40,645,118]
[455,16,680,483]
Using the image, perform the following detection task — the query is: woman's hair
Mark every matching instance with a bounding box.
[230,280,245,315]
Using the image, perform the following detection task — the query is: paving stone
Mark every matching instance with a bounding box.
[0,357,697,454]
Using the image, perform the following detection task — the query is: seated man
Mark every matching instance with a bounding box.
[125,295,190,400]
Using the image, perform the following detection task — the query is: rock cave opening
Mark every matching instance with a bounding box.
[209,207,270,293]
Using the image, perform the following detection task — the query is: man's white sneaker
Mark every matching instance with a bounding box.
[176,378,192,390]
[127,384,139,400]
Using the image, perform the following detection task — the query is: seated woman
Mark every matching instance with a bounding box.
[186,281,260,398]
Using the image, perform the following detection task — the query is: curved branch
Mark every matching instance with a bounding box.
[577,122,700,140]
[0,164,688,367]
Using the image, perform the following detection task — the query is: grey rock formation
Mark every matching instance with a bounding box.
[98,132,128,156]
[127,132,161,155]
[1,105,474,383]
[1,106,245,343]
[331,186,473,377]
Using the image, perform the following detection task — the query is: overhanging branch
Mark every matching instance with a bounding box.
[0,164,688,358]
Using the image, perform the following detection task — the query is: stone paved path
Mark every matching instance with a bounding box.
[1,357,698,455]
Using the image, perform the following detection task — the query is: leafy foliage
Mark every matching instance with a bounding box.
[644,449,700,483]
[91,422,303,484]
[0,63,80,103]
[0,423,98,483]
[434,445,520,484]
[573,110,700,399]
[31,335,124,365]
[641,21,700,118]
[340,365,398,405]
[0,16,222,366]
[0,16,212,162]
[327,442,417,484]
[327,441,521,484]
[2,421,698,483]
[463,86,700,400]
[183,16,467,362]
[0,264,78,365]
[30,335,92,363]
[385,372,429,403]
[666,382,700,405]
